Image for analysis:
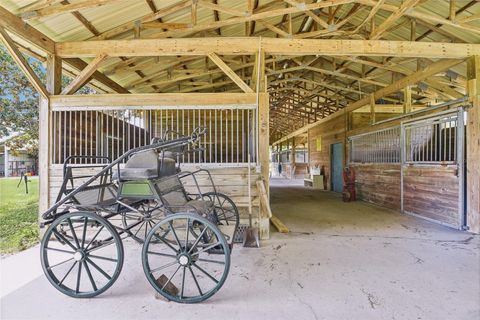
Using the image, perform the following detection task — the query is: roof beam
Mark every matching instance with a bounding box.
[0,5,54,54]
[345,58,465,112]
[61,53,108,95]
[55,38,480,58]
[370,0,421,40]
[21,0,122,20]
[63,58,129,93]
[0,27,48,98]
[207,53,254,93]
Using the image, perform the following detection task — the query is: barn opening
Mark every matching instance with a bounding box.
[1,0,480,317]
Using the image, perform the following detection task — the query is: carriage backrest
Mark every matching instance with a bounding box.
[155,175,189,207]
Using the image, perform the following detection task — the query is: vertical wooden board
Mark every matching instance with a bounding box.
[258,93,270,239]
[467,94,480,233]
[39,97,50,217]
[467,56,480,233]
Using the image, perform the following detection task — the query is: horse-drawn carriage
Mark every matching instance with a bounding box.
[40,128,240,303]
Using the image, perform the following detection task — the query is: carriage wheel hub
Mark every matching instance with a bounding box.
[178,254,190,266]
[73,250,85,261]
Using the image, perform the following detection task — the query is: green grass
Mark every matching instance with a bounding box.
[0,177,39,254]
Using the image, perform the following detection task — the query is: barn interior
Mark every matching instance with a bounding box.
[0,0,479,318]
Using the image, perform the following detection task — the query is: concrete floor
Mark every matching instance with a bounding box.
[1,178,479,320]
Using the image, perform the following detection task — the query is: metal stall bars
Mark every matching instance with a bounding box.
[349,126,401,164]
[51,105,258,165]
[400,108,465,228]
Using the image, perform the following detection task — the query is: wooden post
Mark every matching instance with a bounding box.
[258,92,270,239]
[404,85,412,114]
[370,93,376,124]
[291,138,296,179]
[39,54,62,225]
[466,56,480,234]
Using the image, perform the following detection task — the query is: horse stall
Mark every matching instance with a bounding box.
[44,93,271,240]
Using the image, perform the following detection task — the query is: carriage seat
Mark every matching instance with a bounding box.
[113,150,176,181]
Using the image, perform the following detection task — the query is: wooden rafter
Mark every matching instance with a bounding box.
[207,53,254,93]
[61,53,108,95]
[21,0,122,20]
[0,27,48,98]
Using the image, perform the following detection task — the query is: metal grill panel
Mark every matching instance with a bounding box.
[51,107,257,165]
[349,127,401,164]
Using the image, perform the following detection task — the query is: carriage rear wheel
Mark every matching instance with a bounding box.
[122,200,165,243]
[41,211,124,298]
[202,192,239,231]
[142,213,230,303]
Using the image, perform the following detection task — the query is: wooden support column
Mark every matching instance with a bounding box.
[258,92,270,239]
[39,54,62,225]
[290,138,296,179]
[466,56,480,234]
[404,85,412,114]
[370,93,376,124]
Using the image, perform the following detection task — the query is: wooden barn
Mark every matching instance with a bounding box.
[0,1,479,318]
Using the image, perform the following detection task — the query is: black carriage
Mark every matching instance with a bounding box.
[40,128,240,303]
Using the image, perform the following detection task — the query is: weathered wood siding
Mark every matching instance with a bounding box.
[350,164,401,210]
[308,114,345,190]
[403,165,460,227]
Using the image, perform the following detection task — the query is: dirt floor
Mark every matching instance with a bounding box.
[1,178,479,320]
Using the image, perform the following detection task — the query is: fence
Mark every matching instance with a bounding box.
[51,106,257,165]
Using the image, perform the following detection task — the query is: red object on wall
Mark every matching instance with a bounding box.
[342,167,356,202]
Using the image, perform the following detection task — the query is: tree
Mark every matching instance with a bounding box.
[0,44,96,161]
[0,44,44,161]
[0,44,43,144]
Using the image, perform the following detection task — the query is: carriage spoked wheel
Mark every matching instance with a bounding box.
[122,200,165,243]
[202,192,239,243]
[142,213,230,303]
[41,212,124,298]
[202,192,239,228]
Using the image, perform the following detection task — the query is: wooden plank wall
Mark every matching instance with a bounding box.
[307,113,346,190]
[306,111,461,229]
[350,164,401,210]
[403,165,459,227]
[48,164,269,239]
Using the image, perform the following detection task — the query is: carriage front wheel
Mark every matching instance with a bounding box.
[142,213,230,303]
[40,211,124,298]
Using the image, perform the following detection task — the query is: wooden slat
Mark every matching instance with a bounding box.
[256,180,272,218]
[270,215,289,233]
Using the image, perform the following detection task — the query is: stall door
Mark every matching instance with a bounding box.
[331,143,343,193]
[401,109,465,229]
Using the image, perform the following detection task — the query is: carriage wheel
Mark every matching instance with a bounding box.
[142,213,230,303]
[202,192,239,230]
[122,200,165,243]
[41,212,124,298]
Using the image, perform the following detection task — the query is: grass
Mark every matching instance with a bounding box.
[0,177,39,254]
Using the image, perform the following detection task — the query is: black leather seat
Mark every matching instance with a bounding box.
[113,150,176,181]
